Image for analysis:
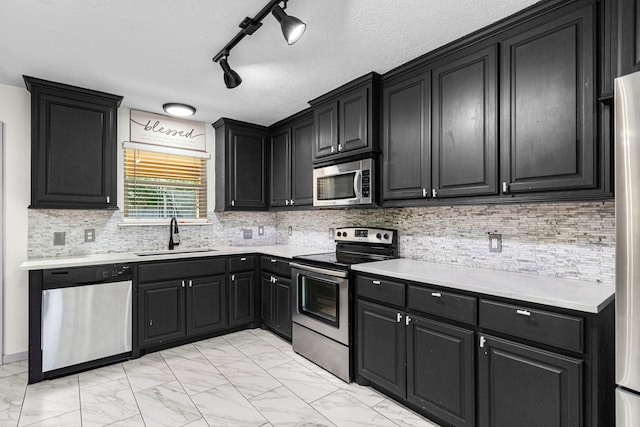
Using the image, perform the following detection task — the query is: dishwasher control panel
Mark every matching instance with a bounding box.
[42,263,132,288]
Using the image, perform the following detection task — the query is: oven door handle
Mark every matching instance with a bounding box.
[290,262,349,278]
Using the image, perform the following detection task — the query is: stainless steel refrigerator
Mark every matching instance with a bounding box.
[616,70,640,426]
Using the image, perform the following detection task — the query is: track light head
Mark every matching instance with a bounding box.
[271,4,306,45]
[219,56,242,89]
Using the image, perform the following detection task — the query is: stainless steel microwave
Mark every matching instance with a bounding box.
[313,158,374,207]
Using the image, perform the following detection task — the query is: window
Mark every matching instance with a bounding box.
[124,147,207,219]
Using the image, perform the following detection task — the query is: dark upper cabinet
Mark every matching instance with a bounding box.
[478,334,582,427]
[310,73,380,164]
[213,118,268,211]
[619,0,640,76]
[432,45,498,198]
[382,69,431,201]
[500,5,596,194]
[268,111,314,208]
[24,76,122,209]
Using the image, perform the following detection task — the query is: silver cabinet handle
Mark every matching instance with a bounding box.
[271,259,277,263]
[290,199,295,205]
[231,274,235,281]
[149,319,153,326]
[240,257,247,261]
[422,188,428,197]
[331,146,336,153]
[189,280,193,287]
[516,309,531,316]
[285,200,290,206]
[432,189,437,198]
[405,315,412,326]
[106,196,110,203]
[502,182,509,193]
[181,280,185,288]
[480,336,486,348]
[431,292,442,298]
[372,280,381,285]
[396,313,403,323]
[231,200,235,207]
[338,143,343,152]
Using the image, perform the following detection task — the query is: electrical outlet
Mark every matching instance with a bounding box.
[84,229,95,243]
[329,228,334,239]
[53,232,65,246]
[288,226,293,236]
[258,225,264,236]
[489,233,502,253]
[243,229,253,239]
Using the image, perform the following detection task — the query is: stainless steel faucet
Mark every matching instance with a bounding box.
[169,217,180,249]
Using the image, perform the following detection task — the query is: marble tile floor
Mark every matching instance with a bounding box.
[0,329,441,426]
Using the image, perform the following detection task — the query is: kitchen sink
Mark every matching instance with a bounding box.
[134,248,218,256]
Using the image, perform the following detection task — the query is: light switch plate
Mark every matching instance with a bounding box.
[489,233,502,252]
[288,226,293,236]
[53,232,65,246]
[329,228,334,239]
[258,225,264,236]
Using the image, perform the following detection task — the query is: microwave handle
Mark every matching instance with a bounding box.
[353,170,362,200]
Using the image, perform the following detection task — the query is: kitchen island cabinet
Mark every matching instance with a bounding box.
[353,260,614,427]
[24,76,122,209]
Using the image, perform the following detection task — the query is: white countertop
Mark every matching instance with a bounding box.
[352,258,614,313]
[19,245,329,270]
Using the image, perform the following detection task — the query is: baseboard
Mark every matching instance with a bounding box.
[3,351,27,364]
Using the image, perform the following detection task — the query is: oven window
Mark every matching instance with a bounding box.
[299,276,339,326]
[317,172,356,200]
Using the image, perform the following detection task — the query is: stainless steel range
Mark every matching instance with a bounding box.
[290,227,398,382]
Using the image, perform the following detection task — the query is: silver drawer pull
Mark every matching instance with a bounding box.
[240,257,247,261]
[396,313,403,323]
[271,259,277,263]
[516,309,531,316]
[431,292,442,298]
[372,280,381,285]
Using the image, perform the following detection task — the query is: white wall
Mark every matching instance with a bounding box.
[0,83,30,358]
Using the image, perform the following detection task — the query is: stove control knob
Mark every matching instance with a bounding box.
[384,233,390,240]
[376,233,382,239]
[337,231,342,237]
[343,231,348,237]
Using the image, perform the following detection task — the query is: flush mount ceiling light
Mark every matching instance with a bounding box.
[212,0,306,89]
[162,103,196,117]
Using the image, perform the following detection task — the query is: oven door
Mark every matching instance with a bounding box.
[290,264,350,345]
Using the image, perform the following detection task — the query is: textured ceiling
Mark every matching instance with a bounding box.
[0,0,539,126]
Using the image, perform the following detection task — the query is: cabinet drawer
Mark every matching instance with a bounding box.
[138,258,226,283]
[479,299,584,353]
[229,255,256,272]
[357,276,405,307]
[407,285,477,325]
[260,256,291,277]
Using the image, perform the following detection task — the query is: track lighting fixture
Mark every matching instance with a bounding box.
[212,0,306,88]
[219,53,242,89]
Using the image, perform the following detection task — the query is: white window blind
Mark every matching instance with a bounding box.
[124,147,207,219]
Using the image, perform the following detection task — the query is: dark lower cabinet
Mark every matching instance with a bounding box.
[186,276,227,336]
[261,273,292,339]
[229,271,255,328]
[357,300,406,398]
[138,280,186,348]
[478,334,582,427]
[138,274,228,348]
[407,316,475,427]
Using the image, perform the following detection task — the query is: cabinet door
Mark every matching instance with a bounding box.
[261,274,275,324]
[138,281,185,348]
[229,271,255,328]
[28,80,120,209]
[339,87,368,153]
[357,300,406,399]
[432,45,498,198]
[313,101,338,160]
[619,0,640,75]
[291,117,314,206]
[407,316,475,427]
[269,127,291,207]
[228,125,268,209]
[382,70,431,201]
[500,5,595,194]
[275,276,292,339]
[478,334,582,427]
[186,275,228,336]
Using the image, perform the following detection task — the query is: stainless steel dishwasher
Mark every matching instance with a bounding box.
[41,264,132,374]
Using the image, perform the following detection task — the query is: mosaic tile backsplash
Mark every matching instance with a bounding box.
[29,201,615,284]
